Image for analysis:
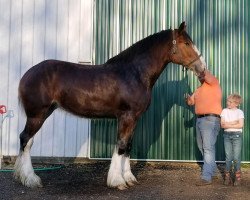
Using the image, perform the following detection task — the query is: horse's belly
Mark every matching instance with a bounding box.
[58,95,118,118]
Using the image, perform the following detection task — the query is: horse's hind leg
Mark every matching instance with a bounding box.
[14,102,57,188]
[107,113,138,190]
[14,117,46,188]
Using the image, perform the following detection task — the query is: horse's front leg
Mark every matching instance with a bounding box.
[107,113,138,190]
[122,143,138,187]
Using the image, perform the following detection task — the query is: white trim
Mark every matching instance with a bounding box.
[89,157,250,164]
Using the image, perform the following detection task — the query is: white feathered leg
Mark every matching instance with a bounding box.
[14,137,42,188]
[107,148,127,190]
[122,155,138,186]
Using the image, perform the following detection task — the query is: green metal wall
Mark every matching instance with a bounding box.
[91,0,250,161]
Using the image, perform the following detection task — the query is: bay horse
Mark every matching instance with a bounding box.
[14,22,206,190]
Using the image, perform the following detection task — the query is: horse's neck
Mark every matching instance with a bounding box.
[106,32,172,88]
[139,47,171,89]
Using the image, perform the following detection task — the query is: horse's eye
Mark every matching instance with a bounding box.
[185,42,190,46]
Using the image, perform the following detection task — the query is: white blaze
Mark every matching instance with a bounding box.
[192,44,207,68]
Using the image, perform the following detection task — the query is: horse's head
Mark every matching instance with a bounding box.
[170,22,207,77]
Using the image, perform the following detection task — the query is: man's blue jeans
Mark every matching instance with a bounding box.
[196,116,220,181]
[223,132,242,172]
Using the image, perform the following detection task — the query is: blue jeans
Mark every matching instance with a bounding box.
[223,132,242,172]
[196,116,220,181]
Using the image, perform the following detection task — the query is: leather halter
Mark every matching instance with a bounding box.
[171,30,178,54]
[171,30,206,75]
[183,54,202,68]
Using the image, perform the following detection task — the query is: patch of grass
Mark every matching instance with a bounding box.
[241,163,250,169]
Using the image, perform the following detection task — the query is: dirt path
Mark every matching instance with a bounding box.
[1,161,250,199]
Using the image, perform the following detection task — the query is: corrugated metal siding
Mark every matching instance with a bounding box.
[0,0,93,158]
[91,0,250,161]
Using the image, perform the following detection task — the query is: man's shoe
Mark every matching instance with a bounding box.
[212,169,221,179]
[195,179,212,186]
[212,174,221,180]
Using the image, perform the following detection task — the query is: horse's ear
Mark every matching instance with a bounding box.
[178,22,186,33]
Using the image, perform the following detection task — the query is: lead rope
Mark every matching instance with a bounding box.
[182,68,192,130]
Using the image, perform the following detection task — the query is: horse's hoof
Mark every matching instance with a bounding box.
[117,184,128,190]
[21,174,43,188]
[123,173,138,187]
[24,180,43,188]
[126,181,134,187]
[126,180,139,187]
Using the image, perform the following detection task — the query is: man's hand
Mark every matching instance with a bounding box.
[184,93,194,106]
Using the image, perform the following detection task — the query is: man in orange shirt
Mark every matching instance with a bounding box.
[186,69,222,186]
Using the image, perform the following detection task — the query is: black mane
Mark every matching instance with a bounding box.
[106,29,172,64]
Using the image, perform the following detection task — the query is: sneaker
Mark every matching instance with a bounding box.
[224,171,232,186]
[224,177,232,186]
[234,170,241,186]
[195,179,212,186]
[234,179,241,186]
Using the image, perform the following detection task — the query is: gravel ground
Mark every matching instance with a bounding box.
[1,161,250,200]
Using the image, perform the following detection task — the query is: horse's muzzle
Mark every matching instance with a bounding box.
[194,64,207,76]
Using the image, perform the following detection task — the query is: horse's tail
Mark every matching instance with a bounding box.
[18,79,25,115]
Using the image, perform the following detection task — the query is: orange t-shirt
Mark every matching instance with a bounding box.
[193,72,222,115]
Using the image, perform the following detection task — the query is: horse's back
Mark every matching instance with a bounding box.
[19,59,95,92]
